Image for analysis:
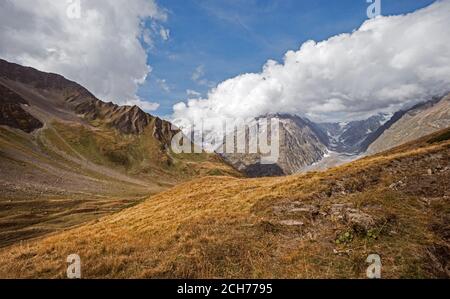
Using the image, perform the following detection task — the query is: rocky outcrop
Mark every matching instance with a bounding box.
[0,83,42,133]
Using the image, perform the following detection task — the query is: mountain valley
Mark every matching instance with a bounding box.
[0,59,449,279]
[0,59,240,247]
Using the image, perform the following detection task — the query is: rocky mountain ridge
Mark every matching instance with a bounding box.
[221,95,449,177]
[0,59,173,139]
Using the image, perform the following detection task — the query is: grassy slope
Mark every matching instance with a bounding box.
[0,128,448,278]
[48,121,240,180]
[0,120,240,248]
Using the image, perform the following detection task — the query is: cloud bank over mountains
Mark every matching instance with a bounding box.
[173,1,450,123]
[0,0,165,110]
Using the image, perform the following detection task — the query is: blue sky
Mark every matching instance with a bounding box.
[138,0,437,117]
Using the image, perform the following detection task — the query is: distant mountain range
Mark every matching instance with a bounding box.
[222,95,450,177]
[319,113,393,153]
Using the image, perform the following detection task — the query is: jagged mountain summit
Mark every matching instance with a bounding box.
[0,59,173,137]
[0,58,239,182]
[221,112,393,177]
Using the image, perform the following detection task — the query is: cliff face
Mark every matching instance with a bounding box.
[221,114,329,177]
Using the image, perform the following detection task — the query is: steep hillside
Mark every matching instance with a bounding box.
[366,94,450,154]
[0,59,240,247]
[222,114,329,177]
[1,128,448,278]
[0,59,240,181]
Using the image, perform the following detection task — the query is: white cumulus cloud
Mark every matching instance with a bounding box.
[173,1,450,123]
[0,0,166,111]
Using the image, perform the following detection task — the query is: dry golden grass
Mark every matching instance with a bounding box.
[0,129,448,278]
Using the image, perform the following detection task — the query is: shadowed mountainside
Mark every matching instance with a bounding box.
[0,83,42,133]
